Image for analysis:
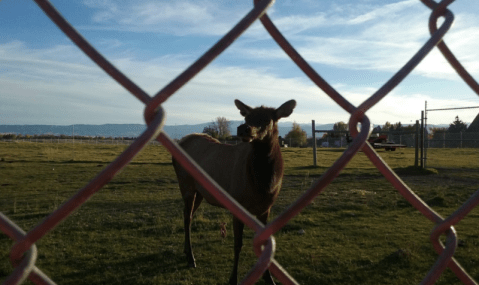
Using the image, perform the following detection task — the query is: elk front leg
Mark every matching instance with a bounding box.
[228,216,244,285]
[258,210,276,285]
[183,192,202,268]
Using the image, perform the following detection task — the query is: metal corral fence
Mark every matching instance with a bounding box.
[2,1,479,285]
[315,132,419,148]
[428,131,479,148]
[426,131,479,169]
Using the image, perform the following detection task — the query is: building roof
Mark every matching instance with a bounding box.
[467,113,479,132]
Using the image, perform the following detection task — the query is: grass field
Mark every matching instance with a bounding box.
[1,142,478,284]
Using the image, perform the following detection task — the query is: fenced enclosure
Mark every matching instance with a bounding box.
[1,1,479,285]
[424,104,479,169]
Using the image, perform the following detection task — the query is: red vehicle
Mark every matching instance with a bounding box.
[368,134,406,151]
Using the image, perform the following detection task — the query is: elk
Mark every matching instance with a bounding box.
[172,99,296,285]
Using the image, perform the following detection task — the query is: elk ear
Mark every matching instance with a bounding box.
[235,99,253,117]
[274,100,296,120]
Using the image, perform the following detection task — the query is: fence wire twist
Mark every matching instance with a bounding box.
[1,0,479,284]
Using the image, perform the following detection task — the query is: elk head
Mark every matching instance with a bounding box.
[235,99,296,143]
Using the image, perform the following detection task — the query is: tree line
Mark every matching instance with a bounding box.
[7,115,467,146]
[326,116,472,138]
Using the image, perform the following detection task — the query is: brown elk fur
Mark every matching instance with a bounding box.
[172,99,296,285]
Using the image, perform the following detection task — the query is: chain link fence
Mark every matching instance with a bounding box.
[2,0,479,284]
[426,131,479,169]
[428,131,479,148]
[314,132,419,148]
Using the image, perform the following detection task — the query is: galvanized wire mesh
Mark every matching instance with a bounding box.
[1,0,479,284]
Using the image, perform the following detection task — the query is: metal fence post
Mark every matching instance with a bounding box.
[312,120,317,167]
[420,111,424,169]
[415,120,419,167]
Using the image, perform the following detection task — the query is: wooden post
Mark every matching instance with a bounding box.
[312,120,317,167]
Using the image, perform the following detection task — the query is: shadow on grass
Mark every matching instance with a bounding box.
[312,249,426,284]
[393,166,438,176]
[315,148,348,153]
[60,160,172,166]
[60,251,188,285]
[293,165,324,170]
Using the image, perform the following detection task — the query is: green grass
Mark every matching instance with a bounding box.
[1,142,478,284]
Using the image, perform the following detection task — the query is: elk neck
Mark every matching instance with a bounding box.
[248,127,284,194]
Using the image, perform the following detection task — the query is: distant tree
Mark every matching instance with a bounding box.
[215,117,231,140]
[382,122,392,132]
[333,121,348,132]
[202,117,231,140]
[448,116,468,133]
[203,125,219,139]
[285,122,307,147]
[392,122,403,132]
[330,121,348,138]
[372,125,382,133]
[4,134,17,140]
[402,124,417,133]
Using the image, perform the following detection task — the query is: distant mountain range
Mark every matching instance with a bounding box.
[0,122,452,140]
[0,121,335,140]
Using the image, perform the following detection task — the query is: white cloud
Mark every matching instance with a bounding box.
[3,0,478,127]
[232,1,479,83]
[347,0,418,25]
[80,0,251,36]
[83,0,119,22]
[0,41,328,125]
[2,40,477,127]
[77,0,479,84]
[328,86,479,126]
[125,2,213,26]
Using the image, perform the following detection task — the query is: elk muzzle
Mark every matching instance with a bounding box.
[237,124,253,142]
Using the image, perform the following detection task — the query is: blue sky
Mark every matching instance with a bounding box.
[1,0,479,127]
